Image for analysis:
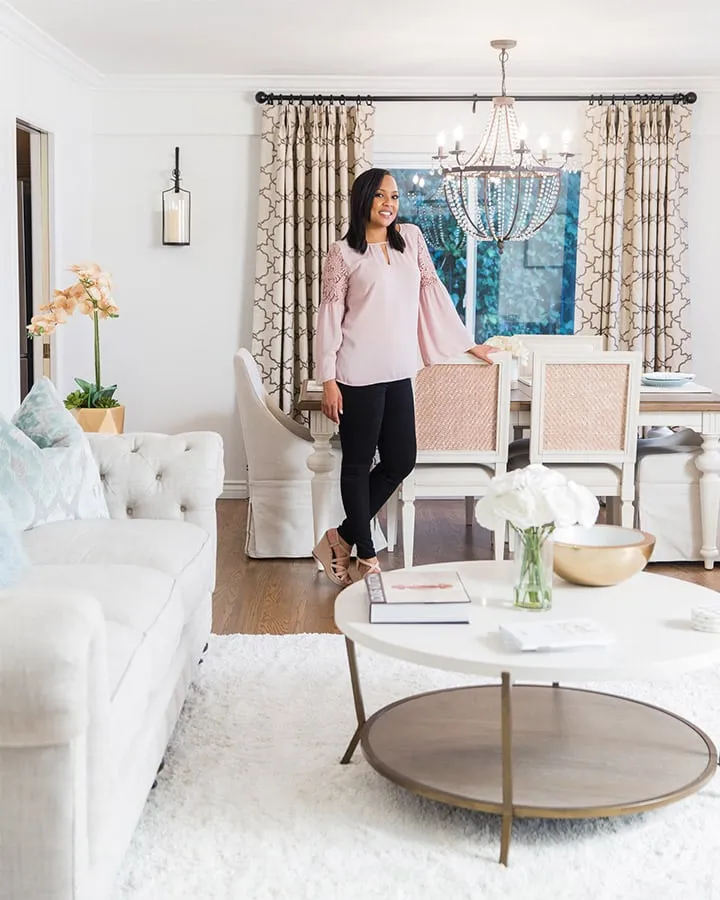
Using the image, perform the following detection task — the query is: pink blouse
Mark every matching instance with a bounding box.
[314,223,474,386]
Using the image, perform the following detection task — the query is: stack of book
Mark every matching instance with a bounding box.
[365,569,471,624]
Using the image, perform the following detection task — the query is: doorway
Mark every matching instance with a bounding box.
[16,121,51,399]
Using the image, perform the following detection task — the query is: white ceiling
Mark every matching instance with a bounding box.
[6,0,720,79]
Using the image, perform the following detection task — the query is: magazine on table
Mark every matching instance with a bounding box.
[366,569,471,624]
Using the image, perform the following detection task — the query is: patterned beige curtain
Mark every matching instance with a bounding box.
[252,103,374,414]
[574,102,693,371]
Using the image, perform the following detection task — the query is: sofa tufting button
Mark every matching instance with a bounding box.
[156,473,162,481]
[100,473,106,481]
[126,507,133,517]
[180,505,187,513]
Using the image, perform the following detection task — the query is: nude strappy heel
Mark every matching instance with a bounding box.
[350,557,382,581]
[312,528,352,587]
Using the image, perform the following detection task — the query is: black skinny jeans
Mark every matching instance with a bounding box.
[336,378,417,559]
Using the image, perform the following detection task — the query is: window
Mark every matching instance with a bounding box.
[392,168,581,344]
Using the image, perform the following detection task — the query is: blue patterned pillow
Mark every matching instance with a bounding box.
[0,378,109,530]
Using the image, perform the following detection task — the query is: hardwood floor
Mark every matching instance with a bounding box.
[212,499,720,635]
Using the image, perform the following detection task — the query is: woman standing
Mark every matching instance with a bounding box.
[313,168,496,586]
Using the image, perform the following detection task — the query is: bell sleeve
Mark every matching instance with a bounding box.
[415,227,474,366]
[314,243,348,383]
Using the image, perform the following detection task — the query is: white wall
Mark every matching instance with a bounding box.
[0,18,95,416]
[91,90,258,491]
[90,78,720,491]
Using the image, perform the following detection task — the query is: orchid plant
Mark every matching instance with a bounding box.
[27,263,121,409]
[475,465,599,609]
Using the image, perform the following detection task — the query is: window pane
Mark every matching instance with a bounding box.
[474,171,581,343]
[394,169,468,321]
[390,167,580,343]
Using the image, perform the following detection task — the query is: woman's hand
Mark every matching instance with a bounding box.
[322,380,343,424]
[468,344,499,365]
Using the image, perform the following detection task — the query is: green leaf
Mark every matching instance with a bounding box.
[64,389,89,409]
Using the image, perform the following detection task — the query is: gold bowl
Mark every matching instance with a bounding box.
[552,525,656,587]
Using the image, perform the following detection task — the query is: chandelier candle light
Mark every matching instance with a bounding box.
[433,40,575,251]
[475,465,599,610]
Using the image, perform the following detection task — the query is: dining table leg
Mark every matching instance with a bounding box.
[307,409,338,554]
[696,414,720,570]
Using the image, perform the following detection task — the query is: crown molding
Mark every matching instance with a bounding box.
[0,10,716,102]
[0,0,101,86]
[97,72,720,96]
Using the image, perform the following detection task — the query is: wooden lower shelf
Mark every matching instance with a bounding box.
[361,684,717,818]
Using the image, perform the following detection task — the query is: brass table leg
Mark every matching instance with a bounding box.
[499,671,513,866]
[341,638,367,764]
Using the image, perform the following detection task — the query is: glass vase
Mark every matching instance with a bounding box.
[513,527,553,611]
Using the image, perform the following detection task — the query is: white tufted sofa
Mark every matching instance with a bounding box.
[0,431,225,900]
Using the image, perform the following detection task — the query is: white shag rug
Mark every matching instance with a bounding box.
[116,634,720,900]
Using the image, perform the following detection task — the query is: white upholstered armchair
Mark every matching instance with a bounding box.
[234,348,344,558]
[635,428,707,561]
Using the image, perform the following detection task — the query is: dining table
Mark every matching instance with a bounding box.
[298,379,720,569]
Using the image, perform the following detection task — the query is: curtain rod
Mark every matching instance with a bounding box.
[255,91,697,108]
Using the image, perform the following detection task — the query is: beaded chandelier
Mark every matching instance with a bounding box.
[433,40,574,252]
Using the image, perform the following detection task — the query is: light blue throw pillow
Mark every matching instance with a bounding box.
[0,495,27,588]
[0,378,109,530]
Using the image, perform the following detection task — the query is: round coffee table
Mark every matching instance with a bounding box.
[334,561,720,865]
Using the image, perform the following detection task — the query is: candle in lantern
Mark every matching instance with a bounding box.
[165,207,182,244]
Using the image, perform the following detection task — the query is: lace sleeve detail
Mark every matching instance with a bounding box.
[321,243,349,305]
[415,227,441,288]
[314,242,348,382]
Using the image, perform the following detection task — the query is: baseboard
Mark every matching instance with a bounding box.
[221,480,248,500]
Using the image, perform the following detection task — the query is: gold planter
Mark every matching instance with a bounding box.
[71,406,125,434]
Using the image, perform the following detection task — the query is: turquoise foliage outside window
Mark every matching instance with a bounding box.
[393,168,581,344]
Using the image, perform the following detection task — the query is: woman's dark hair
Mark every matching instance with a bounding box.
[345,168,406,254]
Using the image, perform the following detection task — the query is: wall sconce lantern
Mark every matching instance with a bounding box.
[162,146,191,246]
